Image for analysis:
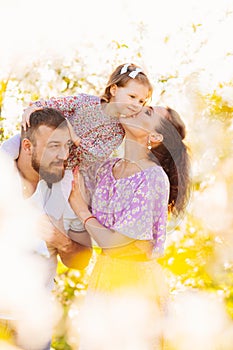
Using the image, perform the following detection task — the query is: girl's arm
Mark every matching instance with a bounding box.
[21,95,82,128]
[21,96,81,146]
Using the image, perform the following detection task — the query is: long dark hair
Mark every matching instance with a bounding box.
[149,107,191,216]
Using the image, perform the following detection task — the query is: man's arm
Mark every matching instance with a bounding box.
[42,216,92,270]
[56,232,92,270]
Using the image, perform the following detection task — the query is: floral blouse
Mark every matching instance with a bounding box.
[33,94,125,170]
[84,158,169,257]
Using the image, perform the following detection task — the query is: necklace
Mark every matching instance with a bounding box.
[120,158,146,163]
[17,169,37,198]
[21,179,35,198]
[113,157,151,180]
[118,157,151,168]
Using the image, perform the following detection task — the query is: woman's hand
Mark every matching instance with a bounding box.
[69,167,90,219]
[21,99,46,130]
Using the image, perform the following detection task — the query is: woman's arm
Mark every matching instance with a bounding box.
[69,169,134,248]
[68,229,92,247]
[77,213,134,249]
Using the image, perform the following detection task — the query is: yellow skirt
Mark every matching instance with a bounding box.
[89,253,168,299]
[78,253,168,350]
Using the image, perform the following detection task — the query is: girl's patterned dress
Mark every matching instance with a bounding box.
[35,93,125,170]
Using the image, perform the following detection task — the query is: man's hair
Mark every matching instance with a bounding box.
[21,108,68,145]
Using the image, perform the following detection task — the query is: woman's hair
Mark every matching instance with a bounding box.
[149,107,191,216]
[101,63,153,104]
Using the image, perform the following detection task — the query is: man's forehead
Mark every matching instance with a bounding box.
[36,125,70,142]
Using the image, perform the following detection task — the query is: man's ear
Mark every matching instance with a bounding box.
[149,133,163,144]
[21,138,33,155]
[109,84,118,97]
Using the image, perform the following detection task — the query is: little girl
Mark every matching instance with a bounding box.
[20,63,153,170]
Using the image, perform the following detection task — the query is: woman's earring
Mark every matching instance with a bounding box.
[147,138,152,150]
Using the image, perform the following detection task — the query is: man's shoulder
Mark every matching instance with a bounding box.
[0,133,21,160]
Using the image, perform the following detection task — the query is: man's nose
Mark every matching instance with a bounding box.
[57,147,69,160]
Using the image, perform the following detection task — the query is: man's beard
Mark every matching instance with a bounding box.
[31,153,65,184]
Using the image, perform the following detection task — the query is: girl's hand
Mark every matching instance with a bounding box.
[69,167,89,218]
[66,119,81,147]
[21,99,46,130]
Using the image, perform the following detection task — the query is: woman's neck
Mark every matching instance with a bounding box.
[123,138,149,163]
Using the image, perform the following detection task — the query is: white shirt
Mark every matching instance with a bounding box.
[0,135,85,290]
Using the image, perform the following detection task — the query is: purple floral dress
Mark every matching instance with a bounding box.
[85,157,169,257]
[34,94,125,170]
[79,158,170,350]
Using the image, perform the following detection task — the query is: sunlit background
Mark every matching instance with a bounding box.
[1,0,233,349]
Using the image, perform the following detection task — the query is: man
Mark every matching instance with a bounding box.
[0,107,92,350]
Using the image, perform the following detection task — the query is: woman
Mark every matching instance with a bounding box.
[69,105,191,349]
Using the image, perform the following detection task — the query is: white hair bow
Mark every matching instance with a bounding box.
[128,68,142,79]
[120,64,143,78]
[120,63,131,74]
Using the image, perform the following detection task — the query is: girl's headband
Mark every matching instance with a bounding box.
[120,63,143,79]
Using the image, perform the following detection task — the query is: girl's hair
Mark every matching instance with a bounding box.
[149,107,191,216]
[101,63,153,104]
